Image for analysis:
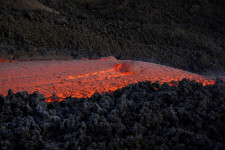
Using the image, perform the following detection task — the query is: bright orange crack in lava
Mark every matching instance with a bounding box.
[0,57,215,102]
[0,57,24,63]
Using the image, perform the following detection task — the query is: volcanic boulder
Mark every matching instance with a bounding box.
[117,60,141,74]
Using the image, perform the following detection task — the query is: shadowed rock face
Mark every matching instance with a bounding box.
[0,0,225,74]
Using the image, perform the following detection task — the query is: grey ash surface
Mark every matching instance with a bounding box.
[0,79,225,150]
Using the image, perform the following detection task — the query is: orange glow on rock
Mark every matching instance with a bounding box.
[0,58,215,102]
[0,57,24,63]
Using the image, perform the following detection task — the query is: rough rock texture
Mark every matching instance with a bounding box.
[0,0,225,73]
[0,79,224,150]
[118,61,141,74]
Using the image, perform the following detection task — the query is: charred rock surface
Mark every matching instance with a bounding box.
[0,79,224,150]
[0,0,225,73]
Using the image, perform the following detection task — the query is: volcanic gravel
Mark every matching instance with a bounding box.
[0,79,224,150]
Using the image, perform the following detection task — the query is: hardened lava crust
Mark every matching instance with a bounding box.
[0,79,224,150]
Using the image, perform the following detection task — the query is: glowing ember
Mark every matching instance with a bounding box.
[0,57,24,63]
[0,57,12,63]
[0,57,215,102]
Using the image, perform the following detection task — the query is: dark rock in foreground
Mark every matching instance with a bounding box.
[0,79,225,150]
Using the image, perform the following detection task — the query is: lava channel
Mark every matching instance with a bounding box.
[0,57,215,102]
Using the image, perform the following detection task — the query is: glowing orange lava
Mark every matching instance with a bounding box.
[0,57,11,63]
[0,57,24,63]
[0,57,215,102]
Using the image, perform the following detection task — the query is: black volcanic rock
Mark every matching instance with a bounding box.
[0,79,224,150]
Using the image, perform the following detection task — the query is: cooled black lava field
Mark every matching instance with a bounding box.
[0,79,225,150]
[0,0,225,150]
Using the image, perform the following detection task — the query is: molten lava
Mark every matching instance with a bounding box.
[0,57,215,102]
[0,57,12,63]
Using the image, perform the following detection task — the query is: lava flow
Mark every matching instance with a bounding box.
[0,56,215,102]
[0,57,24,63]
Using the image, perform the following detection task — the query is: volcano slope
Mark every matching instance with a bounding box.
[0,0,225,149]
[0,0,225,73]
[0,79,225,150]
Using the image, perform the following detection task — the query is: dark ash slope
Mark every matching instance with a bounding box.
[0,0,225,73]
[0,79,224,150]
